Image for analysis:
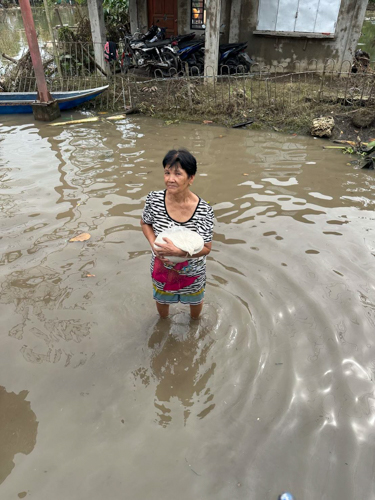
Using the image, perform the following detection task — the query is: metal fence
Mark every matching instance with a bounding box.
[125,61,375,119]
[3,41,375,115]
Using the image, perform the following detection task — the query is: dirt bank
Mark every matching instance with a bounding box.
[116,76,375,142]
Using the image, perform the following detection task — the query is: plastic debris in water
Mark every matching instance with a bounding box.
[279,493,294,500]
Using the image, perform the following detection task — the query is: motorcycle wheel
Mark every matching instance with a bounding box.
[161,51,178,77]
[237,58,251,74]
[219,59,237,75]
[193,56,204,76]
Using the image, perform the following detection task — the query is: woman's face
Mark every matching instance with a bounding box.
[164,164,194,194]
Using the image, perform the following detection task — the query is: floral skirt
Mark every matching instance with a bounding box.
[153,285,205,305]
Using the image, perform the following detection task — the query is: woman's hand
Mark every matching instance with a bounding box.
[154,237,186,258]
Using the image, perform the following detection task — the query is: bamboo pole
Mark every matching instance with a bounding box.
[43,0,63,86]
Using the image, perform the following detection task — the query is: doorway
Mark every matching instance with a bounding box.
[147,0,178,37]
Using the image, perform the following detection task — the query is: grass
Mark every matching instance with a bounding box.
[122,74,371,135]
[4,68,373,139]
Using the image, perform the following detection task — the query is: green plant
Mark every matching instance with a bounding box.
[103,0,130,42]
[103,0,129,24]
[58,26,75,41]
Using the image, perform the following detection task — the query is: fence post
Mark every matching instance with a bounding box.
[42,0,63,87]
[185,62,193,109]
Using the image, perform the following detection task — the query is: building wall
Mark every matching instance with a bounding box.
[137,0,367,71]
[176,0,367,71]
[236,0,368,70]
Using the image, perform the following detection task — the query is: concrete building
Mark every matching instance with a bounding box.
[129,0,368,70]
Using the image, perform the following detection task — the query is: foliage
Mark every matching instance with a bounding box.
[103,0,129,24]
[58,25,75,41]
[103,0,130,43]
[76,17,92,42]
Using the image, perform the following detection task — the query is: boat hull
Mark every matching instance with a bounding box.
[0,86,108,114]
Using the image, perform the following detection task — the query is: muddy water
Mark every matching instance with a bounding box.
[0,115,375,500]
[0,7,81,70]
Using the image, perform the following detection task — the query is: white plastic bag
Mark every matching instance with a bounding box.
[154,227,204,263]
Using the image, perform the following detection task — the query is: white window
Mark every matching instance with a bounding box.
[256,0,342,35]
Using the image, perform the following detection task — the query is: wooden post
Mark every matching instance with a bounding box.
[185,62,193,109]
[87,0,107,75]
[19,0,61,120]
[54,6,63,27]
[129,0,139,34]
[19,0,52,102]
[204,0,221,82]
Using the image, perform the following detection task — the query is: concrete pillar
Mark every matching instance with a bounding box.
[341,0,368,67]
[228,0,241,43]
[204,0,222,81]
[137,0,148,32]
[87,0,107,74]
[129,0,139,33]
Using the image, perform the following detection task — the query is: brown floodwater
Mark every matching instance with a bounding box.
[0,114,375,500]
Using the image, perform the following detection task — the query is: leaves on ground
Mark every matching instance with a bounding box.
[69,232,91,242]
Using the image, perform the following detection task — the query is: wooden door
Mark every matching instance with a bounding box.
[147,0,178,37]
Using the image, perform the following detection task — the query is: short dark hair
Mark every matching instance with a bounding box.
[162,149,197,177]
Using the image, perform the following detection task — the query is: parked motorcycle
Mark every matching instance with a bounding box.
[133,37,178,76]
[192,24,253,75]
[218,42,253,74]
[119,21,253,77]
[120,24,178,76]
[170,35,206,74]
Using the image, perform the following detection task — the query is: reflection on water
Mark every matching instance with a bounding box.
[0,114,375,499]
[0,386,38,485]
[134,308,217,427]
[0,7,83,66]
[0,265,94,367]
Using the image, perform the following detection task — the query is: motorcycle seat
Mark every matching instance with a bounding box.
[219,42,247,53]
[144,39,172,48]
[178,40,203,49]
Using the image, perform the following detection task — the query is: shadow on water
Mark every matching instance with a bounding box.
[134,308,218,427]
[0,386,38,485]
[0,265,94,367]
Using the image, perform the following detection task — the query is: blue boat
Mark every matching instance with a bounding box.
[0,85,109,114]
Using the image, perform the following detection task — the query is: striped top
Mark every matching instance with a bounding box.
[142,190,214,294]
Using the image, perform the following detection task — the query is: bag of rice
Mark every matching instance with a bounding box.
[154,227,204,263]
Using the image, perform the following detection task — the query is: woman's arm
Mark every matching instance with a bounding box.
[141,220,173,264]
[154,238,212,259]
[140,219,156,248]
[190,242,211,258]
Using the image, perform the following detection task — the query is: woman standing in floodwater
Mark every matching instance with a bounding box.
[141,149,214,319]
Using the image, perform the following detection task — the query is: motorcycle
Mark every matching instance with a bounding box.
[120,24,178,76]
[133,38,179,76]
[170,34,206,74]
[192,24,253,75]
[218,42,254,74]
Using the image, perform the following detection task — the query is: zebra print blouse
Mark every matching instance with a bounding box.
[142,190,214,294]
